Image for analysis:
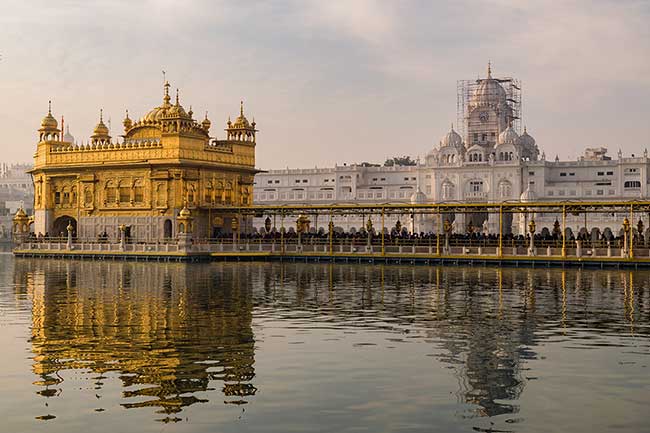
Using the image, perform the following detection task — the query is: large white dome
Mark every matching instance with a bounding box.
[517,126,536,148]
[498,125,519,145]
[440,124,463,148]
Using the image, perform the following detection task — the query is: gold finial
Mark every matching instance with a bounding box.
[240,100,244,116]
[205,111,209,120]
[163,79,171,105]
[175,88,179,105]
[487,60,492,78]
[100,108,103,122]
[125,109,130,119]
[48,100,52,115]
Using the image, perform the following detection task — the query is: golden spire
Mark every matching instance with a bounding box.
[48,100,52,115]
[175,88,180,106]
[240,100,244,116]
[100,108,103,122]
[163,81,171,106]
[123,109,132,131]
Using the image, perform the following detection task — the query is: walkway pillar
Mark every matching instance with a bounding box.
[66,221,73,250]
[527,218,536,256]
[119,224,126,251]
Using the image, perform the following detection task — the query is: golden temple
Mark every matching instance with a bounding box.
[30,82,258,240]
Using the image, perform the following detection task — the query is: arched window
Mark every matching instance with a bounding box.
[187,184,195,204]
[134,179,144,203]
[205,181,213,204]
[106,181,116,204]
[119,181,131,203]
[469,180,483,193]
[498,180,512,198]
[624,180,641,188]
[442,181,455,200]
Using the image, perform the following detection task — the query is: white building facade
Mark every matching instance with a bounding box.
[252,66,649,237]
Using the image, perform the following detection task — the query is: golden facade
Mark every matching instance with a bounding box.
[30,83,258,240]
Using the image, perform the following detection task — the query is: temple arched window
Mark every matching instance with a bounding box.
[205,181,213,204]
[62,187,70,206]
[134,179,144,203]
[187,184,195,204]
[119,181,130,203]
[224,181,232,204]
[498,180,512,198]
[106,181,116,204]
[442,181,455,200]
[469,180,483,193]
[84,187,92,206]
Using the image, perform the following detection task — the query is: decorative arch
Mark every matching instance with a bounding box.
[441,179,456,201]
[498,179,512,199]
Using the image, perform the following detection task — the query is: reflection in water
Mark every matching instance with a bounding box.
[7,258,650,429]
[15,260,256,420]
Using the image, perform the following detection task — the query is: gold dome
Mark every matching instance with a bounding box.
[123,109,133,131]
[179,206,191,218]
[40,101,58,130]
[231,101,251,128]
[140,81,173,123]
[141,86,192,123]
[92,109,110,136]
[202,112,211,131]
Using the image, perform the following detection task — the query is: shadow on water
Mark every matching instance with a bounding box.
[6,258,650,429]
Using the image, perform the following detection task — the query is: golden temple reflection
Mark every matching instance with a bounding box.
[18,259,257,414]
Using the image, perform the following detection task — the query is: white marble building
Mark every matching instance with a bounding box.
[254,65,649,236]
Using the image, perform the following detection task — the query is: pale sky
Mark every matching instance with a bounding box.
[1,0,649,170]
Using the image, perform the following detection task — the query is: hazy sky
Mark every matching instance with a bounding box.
[1,0,649,170]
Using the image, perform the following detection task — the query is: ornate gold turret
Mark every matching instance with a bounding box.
[226,101,257,142]
[202,111,211,133]
[90,109,111,145]
[38,100,60,142]
[123,109,132,132]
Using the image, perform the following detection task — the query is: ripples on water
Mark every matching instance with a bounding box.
[0,254,649,432]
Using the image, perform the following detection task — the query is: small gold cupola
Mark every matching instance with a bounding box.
[123,109,132,132]
[90,109,111,145]
[202,111,211,132]
[39,100,60,142]
[225,100,257,142]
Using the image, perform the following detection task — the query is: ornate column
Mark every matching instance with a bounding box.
[443,218,452,254]
[366,216,373,252]
[177,206,194,252]
[527,219,536,256]
[119,224,126,251]
[622,217,630,258]
[66,221,74,250]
